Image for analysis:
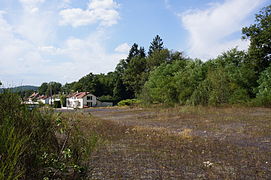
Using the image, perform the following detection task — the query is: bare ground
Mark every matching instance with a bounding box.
[82,106,271,179]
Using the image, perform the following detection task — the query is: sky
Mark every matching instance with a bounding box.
[0,0,269,86]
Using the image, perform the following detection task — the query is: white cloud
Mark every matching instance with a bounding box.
[115,43,130,53]
[59,0,120,27]
[57,32,128,81]
[88,0,119,9]
[15,12,56,45]
[180,0,265,60]
[0,10,127,86]
[19,0,45,13]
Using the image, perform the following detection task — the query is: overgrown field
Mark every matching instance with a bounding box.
[84,106,271,179]
[1,93,270,179]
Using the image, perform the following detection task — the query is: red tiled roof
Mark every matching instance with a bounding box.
[29,92,39,99]
[76,92,89,98]
[68,92,91,99]
[37,95,49,100]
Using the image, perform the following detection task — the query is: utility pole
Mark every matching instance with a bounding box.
[50,82,52,106]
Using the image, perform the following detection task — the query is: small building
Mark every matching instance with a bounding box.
[37,95,50,104]
[66,92,97,109]
[96,100,113,107]
[28,92,39,102]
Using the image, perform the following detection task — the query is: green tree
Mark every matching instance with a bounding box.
[47,82,62,95]
[174,60,206,104]
[142,60,187,104]
[146,49,170,71]
[127,43,145,62]
[190,49,253,105]
[62,82,76,94]
[255,65,271,106]
[73,73,96,93]
[123,56,147,95]
[148,35,164,56]
[38,82,48,95]
[39,82,62,96]
[242,5,271,73]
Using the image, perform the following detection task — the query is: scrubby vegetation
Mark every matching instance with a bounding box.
[0,92,100,179]
[117,99,142,106]
[87,106,271,179]
[0,5,270,180]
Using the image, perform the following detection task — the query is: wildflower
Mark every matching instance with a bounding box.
[203,161,213,168]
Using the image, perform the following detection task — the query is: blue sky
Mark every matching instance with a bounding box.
[0,0,269,86]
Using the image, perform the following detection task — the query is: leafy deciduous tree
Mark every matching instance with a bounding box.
[242,5,271,73]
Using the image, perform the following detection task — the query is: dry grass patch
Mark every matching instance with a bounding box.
[63,106,271,179]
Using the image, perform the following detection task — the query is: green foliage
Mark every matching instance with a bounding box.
[127,43,146,61]
[148,35,164,56]
[117,99,142,106]
[174,60,205,104]
[60,95,67,107]
[146,49,170,71]
[0,92,99,179]
[98,95,115,102]
[0,124,27,180]
[255,65,271,106]
[38,82,62,96]
[242,5,271,73]
[142,60,187,104]
[143,48,256,106]
[123,56,147,95]
[53,101,61,108]
[0,92,57,179]
[189,49,253,105]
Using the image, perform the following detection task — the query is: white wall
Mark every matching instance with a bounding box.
[82,94,97,107]
[66,94,97,109]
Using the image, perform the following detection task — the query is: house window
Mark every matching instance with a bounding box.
[87,102,93,107]
[87,96,92,100]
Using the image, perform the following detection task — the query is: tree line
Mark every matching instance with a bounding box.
[16,5,271,106]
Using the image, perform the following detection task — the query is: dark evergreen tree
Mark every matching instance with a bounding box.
[139,47,146,58]
[127,43,140,62]
[148,35,164,56]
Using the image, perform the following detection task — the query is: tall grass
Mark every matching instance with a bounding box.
[0,91,99,179]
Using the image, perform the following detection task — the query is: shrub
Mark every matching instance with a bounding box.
[53,101,61,108]
[255,65,271,106]
[118,99,142,106]
[0,92,99,179]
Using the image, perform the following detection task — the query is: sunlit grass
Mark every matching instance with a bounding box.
[76,106,271,179]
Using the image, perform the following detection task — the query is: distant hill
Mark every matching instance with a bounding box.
[0,85,38,93]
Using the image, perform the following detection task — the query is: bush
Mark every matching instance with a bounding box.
[53,100,61,108]
[0,92,99,179]
[118,99,142,106]
[255,65,271,106]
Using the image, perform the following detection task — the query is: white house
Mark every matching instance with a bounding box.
[37,95,50,104]
[28,92,39,102]
[66,92,97,109]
